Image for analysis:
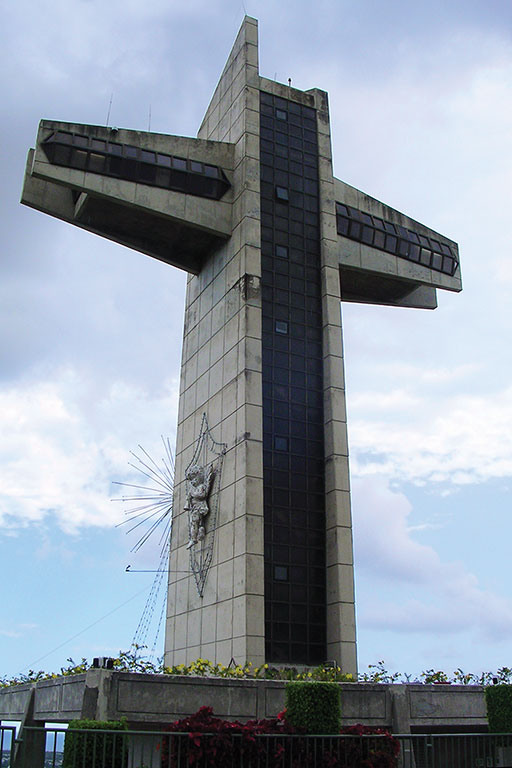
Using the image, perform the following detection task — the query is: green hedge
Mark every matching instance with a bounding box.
[486,685,512,732]
[285,680,341,734]
[62,718,128,768]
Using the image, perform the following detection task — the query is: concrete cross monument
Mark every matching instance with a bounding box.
[21,17,461,676]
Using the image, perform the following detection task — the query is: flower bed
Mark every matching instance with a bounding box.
[160,706,400,767]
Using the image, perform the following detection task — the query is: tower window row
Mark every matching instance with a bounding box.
[336,202,458,276]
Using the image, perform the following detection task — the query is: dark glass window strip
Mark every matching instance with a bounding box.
[42,130,230,200]
[260,91,326,666]
[335,202,458,276]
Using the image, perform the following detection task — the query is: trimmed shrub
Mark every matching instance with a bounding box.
[62,718,128,768]
[486,685,512,732]
[285,680,341,734]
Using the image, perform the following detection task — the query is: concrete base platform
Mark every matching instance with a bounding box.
[0,670,488,734]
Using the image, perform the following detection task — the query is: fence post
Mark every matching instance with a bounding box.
[12,690,46,768]
[397,735,417,768]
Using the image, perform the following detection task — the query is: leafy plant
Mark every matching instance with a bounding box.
[285,680,341,734]
[2,649,511,689]
[485,685,512,732]
[421,669,450,684]
[160,706,399,768]
[62,718,128,768]
[160,705,296,767]
[358,660,402,684]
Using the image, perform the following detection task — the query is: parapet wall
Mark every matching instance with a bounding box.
[0,670,487,734]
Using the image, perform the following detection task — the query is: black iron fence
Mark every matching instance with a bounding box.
[399,733,512,767]
[3,725,512,768]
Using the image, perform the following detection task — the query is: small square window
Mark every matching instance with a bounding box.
[88,153,106,173]
[443,256,454,274]
[275,108,287,121]
[275,186,289,201]
[190,160,203,173]
[70,149,88,170]
[275,320,288,335]
[409,243,420,261]
[139,163,157,183]
[431,252,443,270]
[349,220,362,240]
[172,156,187,170]
[107,155,122,175]
[274,565,288,581]
[274,436,288,452]
[52,145,71,165]
[399,239,410,257]
[385,234,397,253]
[155,168,171,187]
[55,131,73,144]
[361,225,374,245]
[337,217,349,236]
[276,245,289,259]
[420,249,431,266]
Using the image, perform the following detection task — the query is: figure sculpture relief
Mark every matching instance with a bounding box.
[184,463,215,549]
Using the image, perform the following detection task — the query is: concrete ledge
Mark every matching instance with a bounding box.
[21,121,236,274]
[0,672,488,733]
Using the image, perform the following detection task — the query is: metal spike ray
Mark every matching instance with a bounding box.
[113,436,174,557]
[131,538,170,657]
[113,437,175,659]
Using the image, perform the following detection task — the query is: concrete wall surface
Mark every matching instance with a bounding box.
[0,671,488,733]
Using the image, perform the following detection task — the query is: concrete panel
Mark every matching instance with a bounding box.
[33,681,62,716]
[264,685,286,718]
[340,686,389,723]
[114,676,258,720]
[410,685,486,723]
[0,684,33,719]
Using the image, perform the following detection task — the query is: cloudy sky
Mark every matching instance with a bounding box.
[1,0,512,681]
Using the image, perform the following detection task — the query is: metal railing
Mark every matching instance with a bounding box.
[6,726,512,767]
[396,732,512,767]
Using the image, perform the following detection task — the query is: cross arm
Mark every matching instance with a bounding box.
[21,121,235,274]
[334,176,461,310]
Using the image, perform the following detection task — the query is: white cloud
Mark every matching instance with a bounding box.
[0,368,178,533]
[353,477,512,639]
[0,623,38,639]
[349,383,512,487]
